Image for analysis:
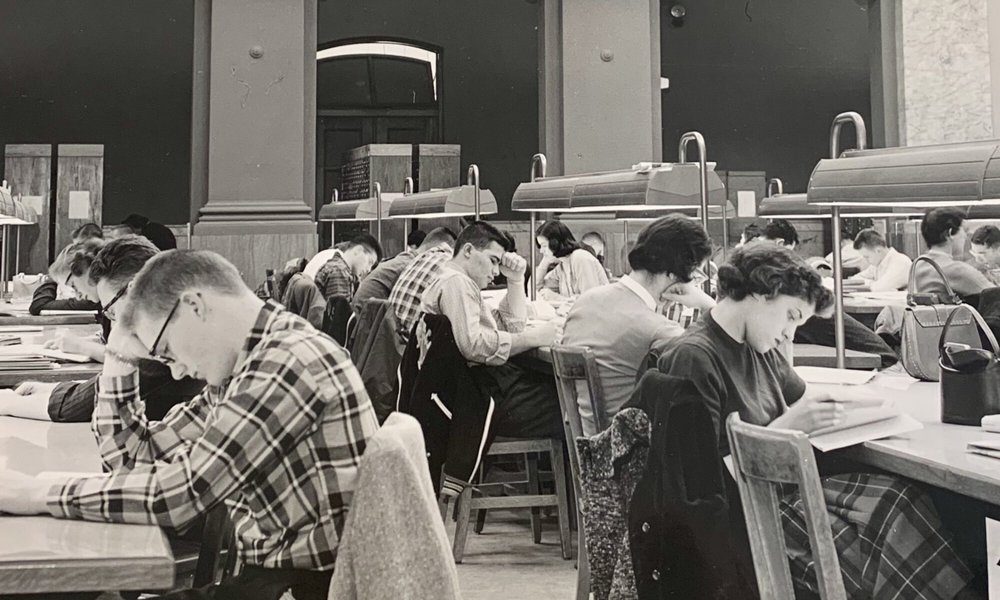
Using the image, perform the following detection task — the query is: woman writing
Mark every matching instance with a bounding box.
[655,243,975,599]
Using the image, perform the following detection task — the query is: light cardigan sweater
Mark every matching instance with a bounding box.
[538,248,610,298]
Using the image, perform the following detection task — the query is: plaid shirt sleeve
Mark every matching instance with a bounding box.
[47,344,369,533]
[89,370,215,472]
[316,261,355,301]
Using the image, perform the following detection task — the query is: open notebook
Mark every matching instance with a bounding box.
[808,402,922,452]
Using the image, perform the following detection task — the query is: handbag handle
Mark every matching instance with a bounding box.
[908,255,961,305]
[938,303,1000,356]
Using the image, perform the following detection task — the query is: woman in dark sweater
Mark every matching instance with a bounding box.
[656,244,975,599]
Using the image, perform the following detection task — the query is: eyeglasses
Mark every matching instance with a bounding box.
[101,285,129,317]
[64,272,74,287]
[149,298,180,364]
[689,267,709,287]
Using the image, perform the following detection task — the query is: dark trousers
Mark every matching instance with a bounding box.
[474,362,564,440]
[794,313,899,368]
[151,565,333,600]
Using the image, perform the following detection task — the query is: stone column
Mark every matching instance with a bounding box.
[539,0,662,176]
[189,0,317,283]
[870,0,994,147]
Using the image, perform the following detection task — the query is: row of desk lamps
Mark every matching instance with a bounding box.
[317,115,1000,369]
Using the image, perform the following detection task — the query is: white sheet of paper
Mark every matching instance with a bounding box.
[809,414,923,453]
[20,195,44,217]
[737,190,756,217]
[794,366,877,386]
[68,191,90,219]
[989,517,1000,599]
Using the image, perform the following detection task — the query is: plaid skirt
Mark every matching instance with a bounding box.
[780,473,972,599]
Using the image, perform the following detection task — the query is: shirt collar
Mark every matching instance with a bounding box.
[620,274,658,311]
[232,300,282,376]
[424,242,453,256]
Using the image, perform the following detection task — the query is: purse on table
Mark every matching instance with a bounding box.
[901,256,981,381]
[939,304,1000,425]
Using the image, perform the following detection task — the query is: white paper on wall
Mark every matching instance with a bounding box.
[20,196,43,217]
[68,191,90,219]
[737,191,756,217]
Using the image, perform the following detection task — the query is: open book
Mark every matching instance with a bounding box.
[808,401,922,452]
[795,366,876,386]
[0,344,91,363]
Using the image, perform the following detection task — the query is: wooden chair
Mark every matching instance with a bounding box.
[451,436,572,563]
[549,345,608,600]
[725,413,846,600]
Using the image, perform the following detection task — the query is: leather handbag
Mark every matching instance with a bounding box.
[939,304,1000,425]
[900,256,980,381]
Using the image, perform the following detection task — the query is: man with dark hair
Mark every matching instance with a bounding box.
[970,225,1000,285]
[914,208,991,301]
[760,219,800,249]
[116,213,177,251]
[562,214,715,434]
[737,222,762,247]
[0,249,377,600]
[313,233,383,302]
[352,227,456,314]
[847,228,912,291]
[413,221,560,495]
[1,235,204,423]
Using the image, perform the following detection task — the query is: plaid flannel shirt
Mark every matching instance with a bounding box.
[315,252,356,301]
[388,242,452,340]
[46,301,378,571]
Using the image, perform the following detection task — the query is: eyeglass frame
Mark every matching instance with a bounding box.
[101,284,130,317]
[149,298,180,363]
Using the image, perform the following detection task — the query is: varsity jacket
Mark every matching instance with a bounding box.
[397,313,496,496]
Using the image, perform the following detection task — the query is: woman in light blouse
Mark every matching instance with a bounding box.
[532,220,609,299]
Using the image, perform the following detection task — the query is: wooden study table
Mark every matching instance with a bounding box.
[0,417,174,594]
[521,343,881,371]
[837,379,1000,506]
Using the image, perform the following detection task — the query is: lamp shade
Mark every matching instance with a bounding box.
[807,139,1000,207]
[760,193,922,218]
[511,163,726,213]
[318,200,370,221]
[387,185,498,219]
[614,200,736,221]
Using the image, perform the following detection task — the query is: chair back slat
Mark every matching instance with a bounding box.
[726,413,847,600]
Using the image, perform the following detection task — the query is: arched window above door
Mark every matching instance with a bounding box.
[316,40,439,108]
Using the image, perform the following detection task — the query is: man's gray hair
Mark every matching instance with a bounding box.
[119,249,247,329]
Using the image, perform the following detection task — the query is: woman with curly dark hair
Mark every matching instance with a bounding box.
[653,243,974,599]
[533,220,609,299]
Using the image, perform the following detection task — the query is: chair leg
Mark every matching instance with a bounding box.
[474,506,488,534]
[576,526,590,600]
[452,486,474,563]
[474,462,488,534]
[550,441,573,560]
[526,452,542,544]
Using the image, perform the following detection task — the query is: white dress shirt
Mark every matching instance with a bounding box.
[856,247,912,292]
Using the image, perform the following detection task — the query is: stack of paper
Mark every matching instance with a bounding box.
[0,355,55,371]
[0,345,90,363]
[967,439,1000,459]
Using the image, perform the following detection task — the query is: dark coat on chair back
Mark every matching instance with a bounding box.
[351,299,405,424]
[624,371,758,600]
[322,295,353,347]
[397,313,496,493]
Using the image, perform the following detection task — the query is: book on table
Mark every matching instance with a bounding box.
[967,439,1000,459]
[807,401,922,452]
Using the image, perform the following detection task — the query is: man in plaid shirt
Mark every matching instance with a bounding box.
[0,250,378,600]
[314,234,381,302]
[387,237,455,341]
